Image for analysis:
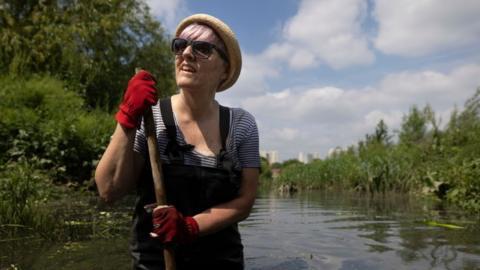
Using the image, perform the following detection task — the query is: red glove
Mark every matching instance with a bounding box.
[115,70,158,129]
[150,206,199,244]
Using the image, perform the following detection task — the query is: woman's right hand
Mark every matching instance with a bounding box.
[148,205,199,245]
[115,70,158,129]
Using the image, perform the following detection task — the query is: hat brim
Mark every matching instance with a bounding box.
[175,14,242,92]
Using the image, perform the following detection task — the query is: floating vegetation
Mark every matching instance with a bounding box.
[425,221,464,230]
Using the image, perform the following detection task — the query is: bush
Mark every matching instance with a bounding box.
[446,159,480,213]
[0,0,176,110]
[0,161,58,237]
[0,75,115,183]
[274,89,480,213]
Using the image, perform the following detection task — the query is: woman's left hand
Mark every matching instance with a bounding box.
[149,205,200,244]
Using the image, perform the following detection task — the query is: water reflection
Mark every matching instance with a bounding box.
[1,191,479,269]
[242,190,480,270]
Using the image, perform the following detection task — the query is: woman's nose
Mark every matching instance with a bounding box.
[182,45,195,60]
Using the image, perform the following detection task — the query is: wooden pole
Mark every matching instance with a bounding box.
[137,68,176,270]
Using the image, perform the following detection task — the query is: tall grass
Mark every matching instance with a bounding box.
[0,162,59,239]
[273,89,480,214]
[0,161,132,241]
[0,75,118,238]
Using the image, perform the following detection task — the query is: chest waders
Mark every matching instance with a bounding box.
[131,98,244,270]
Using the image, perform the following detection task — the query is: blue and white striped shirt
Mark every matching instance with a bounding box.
[133,102,260,170]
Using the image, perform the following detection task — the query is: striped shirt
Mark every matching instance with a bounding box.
[133,101,260,170]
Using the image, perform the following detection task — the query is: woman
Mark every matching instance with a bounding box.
[95,14,260,269]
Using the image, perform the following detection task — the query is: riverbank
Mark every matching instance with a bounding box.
[267,148,480,215]
[262,89,480,215]
[2,190,479,270]
[0,187,134,269]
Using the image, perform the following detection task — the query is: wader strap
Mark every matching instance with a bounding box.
[160,98,193,163]
[160,97,231,165]
[219,105,230,151]
[160,98,176,142]
[217,105,231,169]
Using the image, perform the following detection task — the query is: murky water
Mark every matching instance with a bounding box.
[243,191,480,270]
[1,190,479,269]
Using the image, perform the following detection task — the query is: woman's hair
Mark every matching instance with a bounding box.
[179,23,227,56]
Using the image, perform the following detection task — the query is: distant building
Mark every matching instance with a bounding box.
[327,147,343,157]
[298,152,320,164]
[260,150,279,164]
[298,152,305,163]
[269,151,279,164]
[298,152,311,163]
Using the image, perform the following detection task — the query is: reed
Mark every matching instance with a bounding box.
[0,162,60,239]
[271,89,480,214]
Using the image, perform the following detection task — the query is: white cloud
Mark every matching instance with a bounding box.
[271,128,301,141]
[380,65,480,108]
[289,50,317,70]
[145,0,189,33]
[218,53,280,105]
[373,0,480,56]
[232,64,480,159]
[152,0,480,161]
[364,110,403,130]
[265,0,374,70]
[263,43,293,60]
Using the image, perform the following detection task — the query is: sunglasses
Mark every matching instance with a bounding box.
[171,38,228,62]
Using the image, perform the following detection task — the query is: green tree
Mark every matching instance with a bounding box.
[366,119,391,146]
[260,157,272,180]
[444,88,480,158]
[0,0,176,110]
[0,75,114,182]
[281,159,303,168]
[399,105,427,145]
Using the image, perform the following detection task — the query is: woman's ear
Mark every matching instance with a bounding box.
[220,62,229,81]
[216,62,229,91]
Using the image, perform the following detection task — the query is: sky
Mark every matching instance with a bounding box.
[145,0,480,161]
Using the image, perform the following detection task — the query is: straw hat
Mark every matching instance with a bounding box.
[175,14,242,92]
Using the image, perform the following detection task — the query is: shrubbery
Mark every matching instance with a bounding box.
[0,75,115,183]
[274,89,480,213]
[1,0,176,110]
[0,161,59,238]
[0,0,177,237]
[0,75,117,235]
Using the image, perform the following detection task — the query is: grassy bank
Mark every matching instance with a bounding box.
[0,160,132,242]
[269,89,480,214]
[1,0,176,241]
[0,75,118,239]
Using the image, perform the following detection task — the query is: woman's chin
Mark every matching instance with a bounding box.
[177,79,198,89]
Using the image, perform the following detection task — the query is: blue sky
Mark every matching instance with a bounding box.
[146,0,480,161]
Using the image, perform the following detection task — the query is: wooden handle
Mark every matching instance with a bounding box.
[139,68,176,270]
[144,107,168,205]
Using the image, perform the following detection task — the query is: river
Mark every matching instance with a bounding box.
[1,190,479,269]
[243,190,480,269]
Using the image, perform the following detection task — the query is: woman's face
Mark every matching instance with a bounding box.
[174,25,228,94]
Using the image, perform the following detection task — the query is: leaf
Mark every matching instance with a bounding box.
[425,220,464,230]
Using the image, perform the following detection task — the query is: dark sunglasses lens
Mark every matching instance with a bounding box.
[193,41,213,57]
[172,39,187,54]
